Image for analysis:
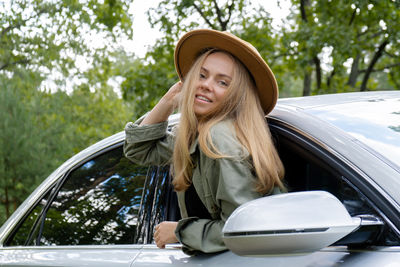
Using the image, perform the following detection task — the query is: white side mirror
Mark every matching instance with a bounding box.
[222,191,360,256]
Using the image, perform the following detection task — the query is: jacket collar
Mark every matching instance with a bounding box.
[189,138,199,155]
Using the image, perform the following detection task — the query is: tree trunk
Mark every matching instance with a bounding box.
[303,71,312,96]
[360,40,389,91]
[300,0,310,22]
[5,186,10,218]
[347,54,360,88]
[300,0,314,96]
[313,56,322,89]
[327,68,336,89]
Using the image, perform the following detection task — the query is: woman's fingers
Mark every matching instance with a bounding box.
[153,221,178,249]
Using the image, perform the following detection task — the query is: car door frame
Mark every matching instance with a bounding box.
[0,134,146,267]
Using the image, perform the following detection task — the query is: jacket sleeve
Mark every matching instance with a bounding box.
[123,115,174,166]
[174,155,263,255]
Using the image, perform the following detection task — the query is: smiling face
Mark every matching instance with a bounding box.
[193,52,235,117]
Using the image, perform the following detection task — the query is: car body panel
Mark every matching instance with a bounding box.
[131,245,400,267]
[1,245,142,266]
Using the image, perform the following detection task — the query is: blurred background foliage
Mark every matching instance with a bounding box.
[1,0,399,225]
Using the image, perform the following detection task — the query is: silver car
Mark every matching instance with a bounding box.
[1,91,399,266]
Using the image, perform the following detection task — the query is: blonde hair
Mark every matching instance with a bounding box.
[172,50,285,194]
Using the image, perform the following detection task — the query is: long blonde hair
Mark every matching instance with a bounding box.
[172,49,285,194]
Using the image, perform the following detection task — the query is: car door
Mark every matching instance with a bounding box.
[0,144,170,267]
[130,119,400,267]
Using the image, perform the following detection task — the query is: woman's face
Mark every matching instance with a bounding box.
[193,52,234,117]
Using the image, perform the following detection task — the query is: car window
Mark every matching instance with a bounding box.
[135,165,177,244]
[5,190,53,246]
[6,145,161,246]
[271,123,400,247]
[39,146,148,245]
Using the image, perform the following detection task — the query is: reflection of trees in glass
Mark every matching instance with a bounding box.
[135,166,170,244]
[6,191,52,246]
[39,147,148,245]
[389,111,400,133]
[389,126,400,132]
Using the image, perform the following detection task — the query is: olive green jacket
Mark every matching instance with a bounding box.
[124,116,280,255]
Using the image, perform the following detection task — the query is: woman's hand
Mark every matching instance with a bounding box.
[140,82,182,125]
[154,221,179,249]
[161,81,182,111]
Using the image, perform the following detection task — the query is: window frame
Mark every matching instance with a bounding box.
[268,118,400,244]
[5,142,132,247]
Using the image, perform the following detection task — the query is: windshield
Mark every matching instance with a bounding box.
[307,97,400,168]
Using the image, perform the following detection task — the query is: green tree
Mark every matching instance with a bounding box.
[0,0,133,90]
[282,0,400,95]
[0,0,135,225]
[0,74,50,221]
[0,76,132,225]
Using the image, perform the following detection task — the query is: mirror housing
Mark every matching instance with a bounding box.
[222,191,360,256]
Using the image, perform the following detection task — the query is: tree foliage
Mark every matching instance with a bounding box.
[0,0,134,225]
[282,0,400,95]
[0,70,132,224]
[0,0,133,89]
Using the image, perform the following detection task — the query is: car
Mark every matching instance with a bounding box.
[0,90,399,266]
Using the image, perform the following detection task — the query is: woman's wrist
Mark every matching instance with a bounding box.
[140,99,173,125]
[140,82,181,126]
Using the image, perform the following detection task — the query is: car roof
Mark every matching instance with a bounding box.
[276,90,400,110]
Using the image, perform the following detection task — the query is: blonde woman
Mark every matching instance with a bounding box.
[124,29,285,255]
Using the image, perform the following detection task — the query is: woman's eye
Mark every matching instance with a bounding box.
[200,73,206,79]
[219,80,228,86]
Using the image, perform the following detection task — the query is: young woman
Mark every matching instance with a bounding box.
[124,29,285,255]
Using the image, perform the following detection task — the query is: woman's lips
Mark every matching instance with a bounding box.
[196,95,212,103]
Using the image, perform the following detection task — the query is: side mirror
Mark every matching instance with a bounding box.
[222,191,361,257]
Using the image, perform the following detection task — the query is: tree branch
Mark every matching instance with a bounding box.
[1,24,21,39]
[347,53,361,87]
[1,7,50,39]
[211,0,226,30]
[327,68,336,88]
[300,0,309,22]
[192,3,216,29]
[313,56,321,89]
[359,62,400,73]
[0,58,31,71]
[225,0,235,30]
[348,9,356,26]
[360,40,389,91]
[384,51,398,58]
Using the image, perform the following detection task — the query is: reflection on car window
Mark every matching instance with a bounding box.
[37,146,147,245]
[274,125,400,247]
[6,190,53,246]
[135,166,173,244]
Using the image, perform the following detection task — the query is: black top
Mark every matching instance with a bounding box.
[185,183,212,219]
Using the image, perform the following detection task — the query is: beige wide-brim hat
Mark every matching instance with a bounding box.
[174,29,278,115]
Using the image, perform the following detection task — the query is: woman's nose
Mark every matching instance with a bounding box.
[199,78,212,91]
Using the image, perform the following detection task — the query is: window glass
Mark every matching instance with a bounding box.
[6,190,52,246]
[135,166,171,244]
[275,129,400,246]
[37,146,148,245]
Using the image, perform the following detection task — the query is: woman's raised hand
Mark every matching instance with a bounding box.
[140,81,182,125]
[162,81,182,111]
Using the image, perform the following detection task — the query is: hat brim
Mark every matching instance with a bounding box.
[174,29,278,115]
